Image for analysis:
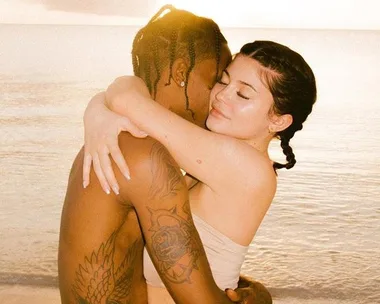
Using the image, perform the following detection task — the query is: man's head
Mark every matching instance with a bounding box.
[131,5,231,127]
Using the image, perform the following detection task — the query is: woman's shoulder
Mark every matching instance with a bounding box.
[225,138,277,192]
[245,156,277,204]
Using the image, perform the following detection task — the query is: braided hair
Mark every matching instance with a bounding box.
[240,41,317,171]
[131,5,227,116]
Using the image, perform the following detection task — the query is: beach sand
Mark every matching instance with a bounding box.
[0,285,60,304]
[0,285,357,304]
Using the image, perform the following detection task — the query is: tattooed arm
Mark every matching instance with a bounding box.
[117,135,232,304]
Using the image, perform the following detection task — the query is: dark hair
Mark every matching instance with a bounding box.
[132,5,227,118]
[240,41,317,171]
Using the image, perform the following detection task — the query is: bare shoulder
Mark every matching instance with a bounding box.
[118,132,177,163]
[247,148,277,196]
[223,138,277,195]
[118,132,160,162]
[116,133,184,201]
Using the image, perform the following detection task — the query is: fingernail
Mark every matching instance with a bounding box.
[105,188,111,195]
[83,181,88,189]
[124,172,131,180]
[112,186,119,195]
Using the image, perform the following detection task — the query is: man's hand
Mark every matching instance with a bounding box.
[225,275,272,304]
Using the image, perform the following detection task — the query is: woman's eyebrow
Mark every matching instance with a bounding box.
[225,69,257,92]
[238,80,257,92]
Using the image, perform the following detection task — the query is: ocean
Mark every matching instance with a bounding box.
[0,24,379,304]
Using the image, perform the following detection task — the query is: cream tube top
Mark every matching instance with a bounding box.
[143,213,249,297]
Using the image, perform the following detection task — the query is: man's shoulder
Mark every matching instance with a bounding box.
[118,133,172,168]
[117,133,184,201]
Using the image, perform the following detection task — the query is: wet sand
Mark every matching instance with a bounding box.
[0,285,357,304]
[0,285,60,304]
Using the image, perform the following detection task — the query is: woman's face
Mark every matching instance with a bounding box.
[206,55,277,141]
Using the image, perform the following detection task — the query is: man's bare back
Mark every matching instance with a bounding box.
[58,137,147,303]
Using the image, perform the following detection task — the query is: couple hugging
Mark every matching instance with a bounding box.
[58,4,316,304]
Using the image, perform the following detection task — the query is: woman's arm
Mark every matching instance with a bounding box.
[105,76,259,190]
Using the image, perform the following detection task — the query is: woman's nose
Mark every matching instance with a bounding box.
[215,85,233,104]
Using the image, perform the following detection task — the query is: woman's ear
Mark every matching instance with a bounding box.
[269,113,293,133]
[171,58,189,87]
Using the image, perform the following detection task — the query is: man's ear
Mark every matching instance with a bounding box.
[171,58,188,87]
[269,113,293,133]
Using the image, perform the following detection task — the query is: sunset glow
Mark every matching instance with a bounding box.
[1,0,380,30]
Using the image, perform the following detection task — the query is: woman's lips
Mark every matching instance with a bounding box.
[210,107,229,119]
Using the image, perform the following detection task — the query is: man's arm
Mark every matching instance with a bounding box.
[117,135,232,304]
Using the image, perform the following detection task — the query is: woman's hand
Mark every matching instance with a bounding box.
[82,92,147,195]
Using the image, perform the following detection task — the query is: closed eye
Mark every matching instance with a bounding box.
[237,92,249,100]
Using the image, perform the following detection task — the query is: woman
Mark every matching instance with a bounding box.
[83,10,317,304]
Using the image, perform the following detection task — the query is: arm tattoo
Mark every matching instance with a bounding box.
[147,203,204,284]
[148,142,182,199]
[72,229,142,304]
[146,142,204,284]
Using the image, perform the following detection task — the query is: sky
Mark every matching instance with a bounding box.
[1,0,380,30]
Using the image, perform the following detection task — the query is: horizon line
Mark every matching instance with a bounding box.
[2,22,380,32]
